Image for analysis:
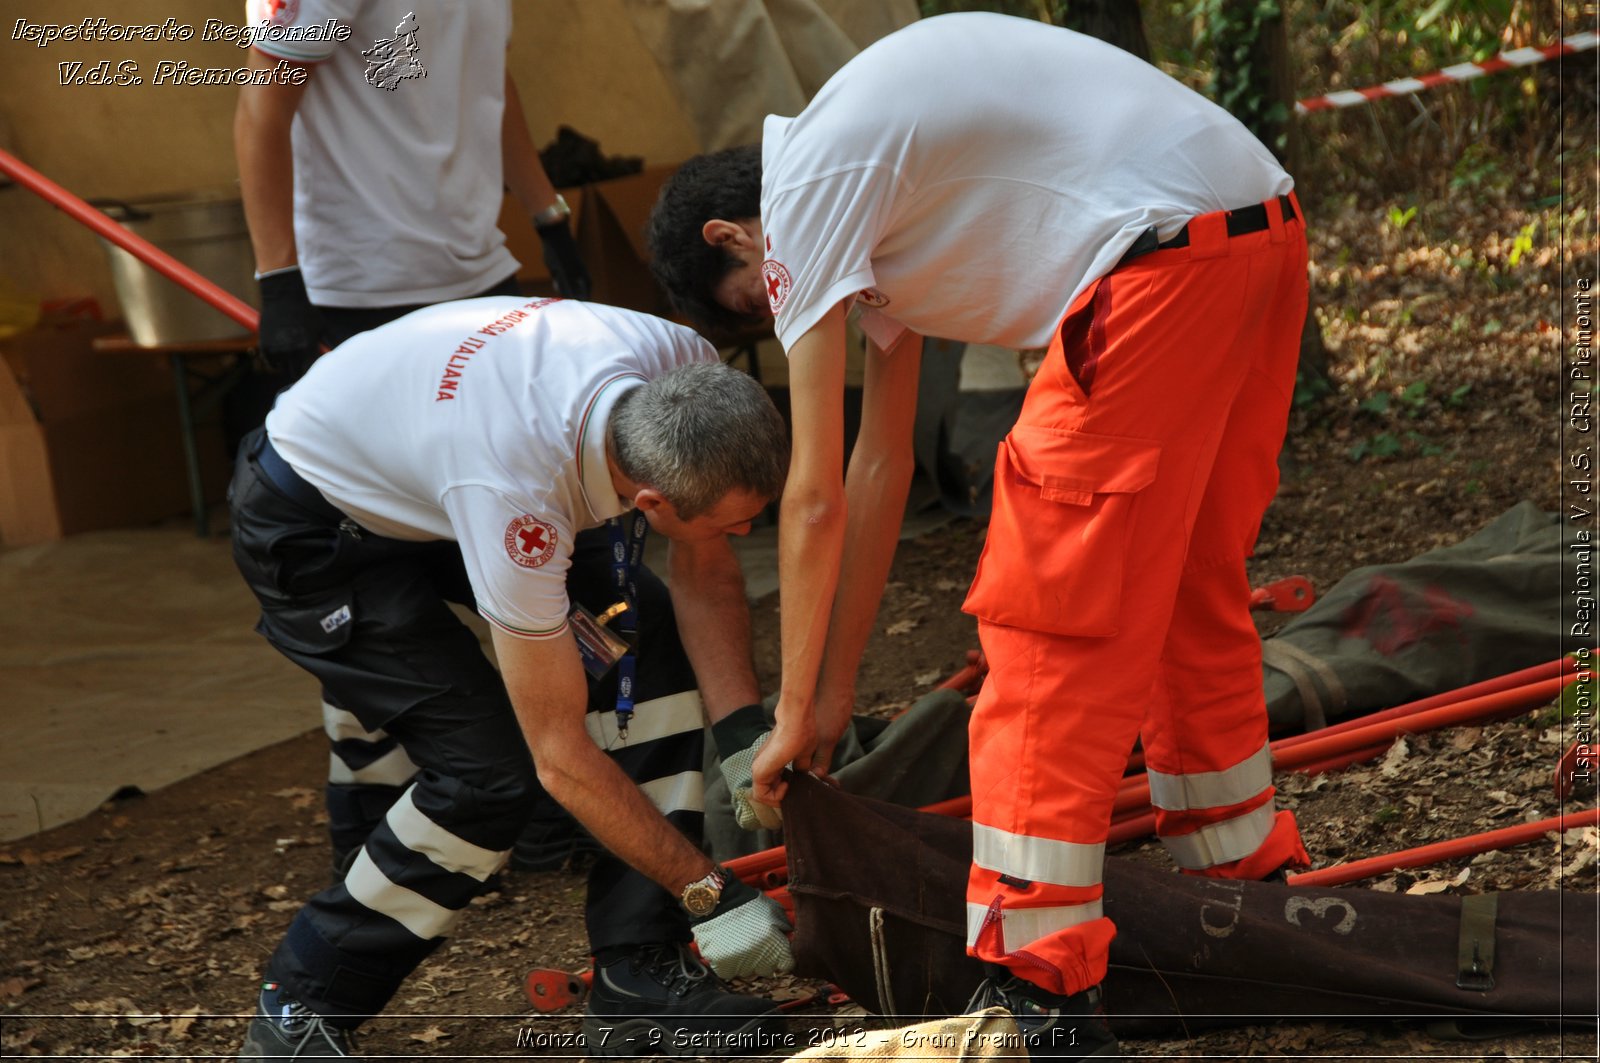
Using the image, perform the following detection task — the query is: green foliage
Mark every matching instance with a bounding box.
[1193,0,1288,153]
[1292,377,1332,410]
[1349,431,1403,460]
[1349,379,1453,460]
[1557,654,1597,723]
[1386,205,1418,230]
[1507,220,1539,267]
[918,0,1063,22]
[1398,380,1428,414]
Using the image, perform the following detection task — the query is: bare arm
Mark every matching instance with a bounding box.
[811,329,924,755]
[501,73,561,216]
[493,626,712,893]
[750,304,850,805]
[233,49,312,273]
[668,535,762,723]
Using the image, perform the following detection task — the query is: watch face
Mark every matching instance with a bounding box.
[682,882,719,917]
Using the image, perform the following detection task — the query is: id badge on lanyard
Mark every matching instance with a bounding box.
[566,513,648,738]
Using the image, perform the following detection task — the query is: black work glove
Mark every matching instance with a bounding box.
[713,704,781,831]
[256,266,325,380]
[536,219,591,300]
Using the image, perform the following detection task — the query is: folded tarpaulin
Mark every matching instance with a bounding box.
[783,774,1597,1036]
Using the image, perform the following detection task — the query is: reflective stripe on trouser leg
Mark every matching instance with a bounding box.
[325,700,420,787]
[966,822,1108,979]
[1148,741,1279,870]
[323,698,419,860]
[582,688,708,951]
[1146,735,1305,875]
[962,206,1313,993]
[966,620,1139,997]
[270,766,535,1023]
[1136,259,1311,880]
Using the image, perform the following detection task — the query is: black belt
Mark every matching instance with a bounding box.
[1119,194,1297,267]
[256,434,344,522]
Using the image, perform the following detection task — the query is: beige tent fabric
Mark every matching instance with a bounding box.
[621,0,920,150]
[793,1009,1024,1061]
[0,528,320,843]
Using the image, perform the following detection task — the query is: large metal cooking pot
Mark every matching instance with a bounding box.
[95,191,258,346]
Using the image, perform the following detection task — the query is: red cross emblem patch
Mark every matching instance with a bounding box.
[761,259,792,314]
[504,515,558,569]
[266,0,301,26]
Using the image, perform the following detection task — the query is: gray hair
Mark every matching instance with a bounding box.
[608,362,788,519]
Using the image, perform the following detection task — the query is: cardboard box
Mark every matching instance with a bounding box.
[498,164,679,317]
[0,316,229,545]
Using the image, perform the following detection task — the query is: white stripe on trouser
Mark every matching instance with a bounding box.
[639,771,705,816]
[322,701,380,742]
[328,745,418,786]
[583,691,705,814]
[584,690,706,748]
[972,823,1104,887]
[343,787,506,941]
[322,700,420,785]
[964,900,1105,950]
[1145,743,1273,812]
[1159,801,1278,869]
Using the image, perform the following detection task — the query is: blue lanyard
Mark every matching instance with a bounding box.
[608,512,648,737]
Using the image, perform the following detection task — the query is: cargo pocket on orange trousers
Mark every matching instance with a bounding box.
[963,426,1160,637]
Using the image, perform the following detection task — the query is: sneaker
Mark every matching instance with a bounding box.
[239,981,356,1060]
[965,969,1120,1060]
[581,943,785,1057]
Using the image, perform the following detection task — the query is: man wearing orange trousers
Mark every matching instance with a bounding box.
[646,12,1310,1058]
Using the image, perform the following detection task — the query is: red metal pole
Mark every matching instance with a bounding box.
[1272,657,1575,752]
[1109,675,1567,818]
[0,147,260,333]
[733,675,1571,880]
[1286,808,1600,888]
[1123,657,1573,775]
[1273,675,1569,767]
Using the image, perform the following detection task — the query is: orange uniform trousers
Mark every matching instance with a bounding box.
[961,195,1312,997]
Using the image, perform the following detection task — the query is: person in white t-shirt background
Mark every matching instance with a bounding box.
[230,297,794,1060]
[231,0,591,876]
[236,0,588,377]
[648,13,1313,1058]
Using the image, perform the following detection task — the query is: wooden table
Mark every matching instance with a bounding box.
[91,333,254,537]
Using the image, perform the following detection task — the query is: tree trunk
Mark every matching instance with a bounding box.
[1209,0,1330,399]
[1061,0,1151,60]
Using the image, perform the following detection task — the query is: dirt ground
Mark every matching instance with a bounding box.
[3,159,1597,1059]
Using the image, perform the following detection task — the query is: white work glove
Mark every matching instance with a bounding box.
[713,703,783,831]
[689,871,795,980]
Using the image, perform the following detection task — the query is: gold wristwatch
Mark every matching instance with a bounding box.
[680,867,726,917]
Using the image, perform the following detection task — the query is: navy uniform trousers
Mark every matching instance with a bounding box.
[229,427,705,1024]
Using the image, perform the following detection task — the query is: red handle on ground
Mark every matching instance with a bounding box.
[0,147,260,333]
[1285,807,1600,888]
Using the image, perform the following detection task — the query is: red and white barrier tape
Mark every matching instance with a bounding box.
[1296,29,1598,114]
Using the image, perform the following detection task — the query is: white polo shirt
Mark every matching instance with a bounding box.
[265,298,717,639]
[759,12,1294,353]
[246,0,520,307]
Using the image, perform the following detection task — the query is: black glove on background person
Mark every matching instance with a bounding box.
[256,266,325,379]
[536,218,591,300]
